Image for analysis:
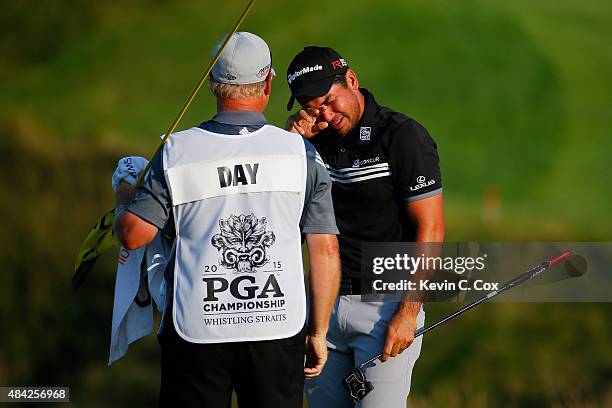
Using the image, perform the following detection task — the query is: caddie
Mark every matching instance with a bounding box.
[114,33,340,408]
[286,46,445,407]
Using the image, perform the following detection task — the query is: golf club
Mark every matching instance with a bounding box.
[343,250,574,404]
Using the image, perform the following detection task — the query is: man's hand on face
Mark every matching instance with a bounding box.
[286,109,329,139]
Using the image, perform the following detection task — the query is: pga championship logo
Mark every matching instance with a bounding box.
[211,213,276,273]
[204,213,284,308]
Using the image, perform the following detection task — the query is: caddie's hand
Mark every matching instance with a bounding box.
[286,109,328,139]
[304,333,328,379]
[381,311,417,362]
[115,181,136,206]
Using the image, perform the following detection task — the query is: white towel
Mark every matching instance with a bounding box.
[108,156,170,365]
[111,156,149,192]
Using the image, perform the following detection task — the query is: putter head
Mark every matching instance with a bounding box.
[343,366,374,404]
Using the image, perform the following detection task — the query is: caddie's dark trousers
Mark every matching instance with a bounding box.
[158,317,306,408]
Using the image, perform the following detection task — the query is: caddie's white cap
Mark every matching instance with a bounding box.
[211,32,275,85]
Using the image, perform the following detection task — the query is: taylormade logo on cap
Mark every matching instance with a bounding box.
[287,65,323,85]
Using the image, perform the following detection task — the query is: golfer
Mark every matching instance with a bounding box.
[286,46,445,407]
[114,33,340,408]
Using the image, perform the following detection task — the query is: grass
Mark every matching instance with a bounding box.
[1,0,611,406]
[2,0,610,236]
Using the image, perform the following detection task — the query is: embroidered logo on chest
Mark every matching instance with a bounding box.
[359,127,371,141]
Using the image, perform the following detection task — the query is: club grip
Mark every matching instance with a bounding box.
[548,250,572,266]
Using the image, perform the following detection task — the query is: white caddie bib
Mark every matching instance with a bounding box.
[163,125,307,343]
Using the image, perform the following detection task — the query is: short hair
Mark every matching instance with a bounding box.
[333,74,348,87]
[209,79,266,99]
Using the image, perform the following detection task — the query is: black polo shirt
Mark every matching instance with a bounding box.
[309,88,442,279]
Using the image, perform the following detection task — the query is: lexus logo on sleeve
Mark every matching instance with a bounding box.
[411,175,435,191]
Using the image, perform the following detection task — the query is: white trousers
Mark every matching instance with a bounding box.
[305,296,425,408]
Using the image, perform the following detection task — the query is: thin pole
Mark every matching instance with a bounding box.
[133,0,257,188]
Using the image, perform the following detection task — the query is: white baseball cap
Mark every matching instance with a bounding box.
[210,32,275,85]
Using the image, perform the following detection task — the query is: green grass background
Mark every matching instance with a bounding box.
[0,0,610,406]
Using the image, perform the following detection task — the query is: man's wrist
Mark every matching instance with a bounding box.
[306,325,328,337]
[395,301,422,318]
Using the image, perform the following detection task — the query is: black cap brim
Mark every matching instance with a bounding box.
[286,75,336,111]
